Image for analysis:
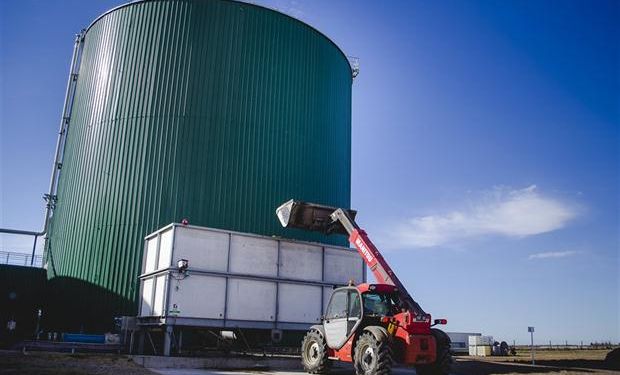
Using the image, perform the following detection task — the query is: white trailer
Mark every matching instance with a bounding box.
[137,223,365,355]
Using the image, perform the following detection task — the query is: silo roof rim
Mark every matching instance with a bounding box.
[84,0,353,76]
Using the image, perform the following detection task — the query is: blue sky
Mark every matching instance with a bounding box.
[1,0,618,344]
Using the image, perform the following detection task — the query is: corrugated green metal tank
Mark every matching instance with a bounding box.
[47,0,352,330]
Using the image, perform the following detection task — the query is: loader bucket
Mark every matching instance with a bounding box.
[276,199,356,235]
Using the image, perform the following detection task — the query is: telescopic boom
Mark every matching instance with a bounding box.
[276,199,426,317]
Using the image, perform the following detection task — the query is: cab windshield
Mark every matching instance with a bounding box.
[362,292,401,317]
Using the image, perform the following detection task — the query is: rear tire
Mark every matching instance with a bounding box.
[354,331,393,375]
[301,329,329,374]
[416,328,453,375]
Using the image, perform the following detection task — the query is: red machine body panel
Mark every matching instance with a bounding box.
[324,282,437,365]
[276,200,448,368]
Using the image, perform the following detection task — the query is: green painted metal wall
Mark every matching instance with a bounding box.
[47,0,352,330]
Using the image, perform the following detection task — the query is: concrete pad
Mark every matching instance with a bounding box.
[149,367,419,375]
[132,355,302,370]
[150,371,306,375]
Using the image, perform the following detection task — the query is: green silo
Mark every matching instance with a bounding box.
[46,0,353,331]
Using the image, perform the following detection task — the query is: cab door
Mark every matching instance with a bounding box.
[324,289,349,348]
[324,288,362,349]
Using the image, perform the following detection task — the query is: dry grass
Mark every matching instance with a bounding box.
[481,348,610,362]
[454,349,619,375]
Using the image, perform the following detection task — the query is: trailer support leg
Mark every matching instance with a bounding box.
[163,326,173,357]
[137,330,145,354]
[178,330,183,354]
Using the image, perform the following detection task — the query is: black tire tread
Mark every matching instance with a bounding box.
[354,330,393,375]
[301,329,330,374]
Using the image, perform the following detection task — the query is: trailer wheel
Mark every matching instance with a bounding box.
[416,328,453,375]
[354,331,393,375]
[301,329,329,374]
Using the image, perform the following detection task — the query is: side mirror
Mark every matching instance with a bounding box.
[431,318,447,327]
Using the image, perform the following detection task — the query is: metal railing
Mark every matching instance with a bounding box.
[0,228,43,266]
[0,251,43,268]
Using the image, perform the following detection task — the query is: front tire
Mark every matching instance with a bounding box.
[354,331,393,375]
[301,329,329,374]
[416,328,453,375]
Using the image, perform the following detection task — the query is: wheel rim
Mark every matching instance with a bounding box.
[305,341,321,365]
[361,345,376,372]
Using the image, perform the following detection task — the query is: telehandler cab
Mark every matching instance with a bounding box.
[276,200,452,375]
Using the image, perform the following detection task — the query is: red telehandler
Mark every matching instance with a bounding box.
[276,200,452,375]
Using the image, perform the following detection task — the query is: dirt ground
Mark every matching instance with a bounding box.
[452,349,619,374]
[0,349,617,375]
[0,350,156,375]
[476,348,612,362]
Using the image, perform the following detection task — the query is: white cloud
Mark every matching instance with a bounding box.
[394,185,577,248]
[528,250,579,260]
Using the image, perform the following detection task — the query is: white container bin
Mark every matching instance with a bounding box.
[447,332,481,354]
[476,345,492,356]
[481,336,494,345]
[138,223,365,330]
[469,335,494,346]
